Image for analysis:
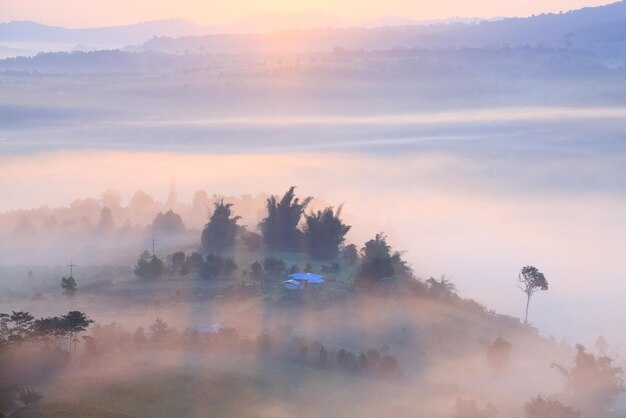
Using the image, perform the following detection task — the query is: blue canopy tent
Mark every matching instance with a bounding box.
[286,273,325,288]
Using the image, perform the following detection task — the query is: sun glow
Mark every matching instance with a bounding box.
[1,0,617,28]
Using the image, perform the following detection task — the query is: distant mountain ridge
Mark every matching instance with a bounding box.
[0,12,487,58]
[0,19,206,45]
[2,1,626,59]
[126,1,626,55]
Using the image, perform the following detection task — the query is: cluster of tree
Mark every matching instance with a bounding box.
[353,233,417,291]
[199,254,237,279]
[5,189,272,246]
[134,250,238,279]
[167,250,204,275]
[552,344,624,417]
[255,332,404,380]
[242,257,339,283]
[151,209,186,236]
[78,317,404,383]
[1,310,93,355]
[76,318,239,356]
[452,395,581,418]
[60,275,77,297]
[332,347,402,379]
[258,187,312,252]
[0,385,43,417]
[302,206,351,259]
[200,187,351,260]
[0,310,93,415]
[454,341,624,418]
[134,251,168,279]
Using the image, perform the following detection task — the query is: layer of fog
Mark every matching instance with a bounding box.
[2,147,626,355]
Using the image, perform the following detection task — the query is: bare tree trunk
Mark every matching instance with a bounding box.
[524,293,531,324]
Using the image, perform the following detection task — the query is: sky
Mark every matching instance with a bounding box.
[0,0,618,27]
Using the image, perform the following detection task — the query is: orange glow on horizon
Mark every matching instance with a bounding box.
[1,0,617,28]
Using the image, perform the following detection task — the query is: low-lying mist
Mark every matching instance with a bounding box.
[2,148,626,354]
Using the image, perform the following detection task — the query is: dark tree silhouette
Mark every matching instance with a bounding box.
[426,276,458,298]
[518,265,548,324]
[134,252,167,279]
[32,316,67,347]
[201,200,240,253]
[169,251,186,273]
[151,209,186,236]
[303,206,351,260]
[0,311,34,346]
[259,186,311,251]
[62,311,93,356]
[355,234,394,290]
[185,252,204,272]
[60,276,77,297]
[354,234,416,291]
[199,254,237,279]
[150,317,169,342]
[341,244,359,266]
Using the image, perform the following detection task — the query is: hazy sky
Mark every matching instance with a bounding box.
[0,0,617,27]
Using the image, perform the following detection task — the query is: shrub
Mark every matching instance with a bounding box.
[18,388,42,406]
[524,396,580,418]
[263,257,286,278]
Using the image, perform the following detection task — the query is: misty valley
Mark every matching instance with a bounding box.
[0,186,622,418]
[3,1,626,417]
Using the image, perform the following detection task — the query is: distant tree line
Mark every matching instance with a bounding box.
[0,310,93,415]
[76,317,405,382]
[134,250,238,280]
[0,310,93,355]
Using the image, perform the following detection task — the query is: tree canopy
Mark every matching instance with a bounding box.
[201,200,240,253]
[134,251,167,279]
[259,187,311,251]
[354,234,415,291]
[60,276,77,297]
[552,344,624,416]
[519,265,548,324]
[303,206,351,260]
[151,209,186,236]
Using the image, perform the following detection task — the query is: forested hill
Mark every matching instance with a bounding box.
[133,1,626,55]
